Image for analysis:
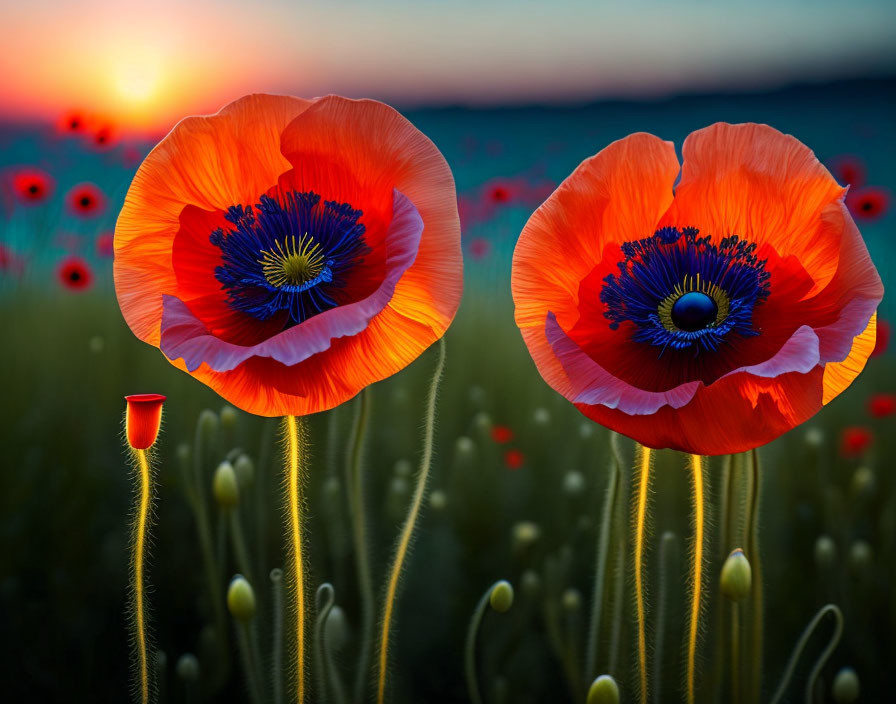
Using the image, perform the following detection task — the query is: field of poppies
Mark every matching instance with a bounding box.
[1,78,894,703]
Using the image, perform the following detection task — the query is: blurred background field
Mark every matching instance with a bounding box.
[1,77,895,702]
[2,0,896,700]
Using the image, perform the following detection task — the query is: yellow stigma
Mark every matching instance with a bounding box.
[657,272,730,332]
[259,234,325,288]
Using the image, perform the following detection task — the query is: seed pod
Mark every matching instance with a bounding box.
[563,471,585,496]
[175,653,199,682]
[233,454,255,488]
[814,535,837,569]
[832,667,860,703]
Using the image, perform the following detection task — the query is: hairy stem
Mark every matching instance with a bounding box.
[271,568,285,704]
[376,338,446,704]
[686,454,706,704]
[745,449,764,702]
[284,416,309,704]
[131,448,154,704]
[632,444,653,704]
[584,432,623,682]
[652,532,679,704]
[345,388,375,704]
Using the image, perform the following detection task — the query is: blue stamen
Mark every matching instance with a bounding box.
[600,227,770,354]
[210,191,369,326]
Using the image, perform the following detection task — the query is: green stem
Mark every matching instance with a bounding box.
[345,387,374,704]
[745,449,764,702]
[464,583,500,704]
[235,621,265,704]
[584,432,622,683]
[376,338,446,704]
[130,448,155,704]
[270,568,284,704]
[768,604,843,704]
[652,532,679,704]
[315,584,336,703]
[230,509,254,587]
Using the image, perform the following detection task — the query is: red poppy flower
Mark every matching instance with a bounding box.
[871,318,889,357]
[67,183,106,217]
[58,110,88,134]
[0,244,24,275]
[829,155,866,187]
[868,393,896,418]
[491,425,514,443]
[96,232,115,258]
[504,449,525,470]
[12,168,54,204]
[846,186,889,222]
[58,256,93,291]
[840,426,872,458]
[114,94,462,417]
[469,238,491,260]
[513,124,883,455]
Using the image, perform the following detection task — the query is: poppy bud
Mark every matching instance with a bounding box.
[227,575,256,623]
[804,426,824,449]
[197,409,219,443]
[325,605,349,651]
[563,471,585,496]
[720,548,752,602]
[213,461,239,509]
[520,569,541,598]
[562,588,582,612]
[233,454,255,488]
[533,407,551,426]
[455,436,475,460]
[429,489,448,511]
[579,422,595,439]
[832,667,860,703]
[393,459,412,478]
[219,405,238,433]
[848,540,872,572]
[489,580,514,613]
[512,521,541,552]
[851,466,876,498]
[587,675,620,704]
[175,653,199,682]
[124,394,166,450]
[814,535,837,569]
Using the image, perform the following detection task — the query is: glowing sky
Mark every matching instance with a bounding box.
[2,0,894,131]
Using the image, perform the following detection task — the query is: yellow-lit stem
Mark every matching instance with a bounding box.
[285,416,308,704]
[687,454,706,704]
[132,448,152,704]
[377,338,446,704]
[633,444,652,704]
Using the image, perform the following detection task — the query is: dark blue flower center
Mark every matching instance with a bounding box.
[210,191,369,327]
[600,227,770,354]
[671,291,718,332]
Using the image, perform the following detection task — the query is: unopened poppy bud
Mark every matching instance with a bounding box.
[227,575,256,623]
[325,605,349,651]
[521,569,541,597]
[533,407,551,426]
[473,411,492,433]
[814,535,837,569]
[233,454,254,488]
[219,405,237,432]
[213,461,239,509]
[430,489,448,511]
[489,580,514,613]
[512,521,541,551]
[848,540,872,572]
[805,426,824,448]
[587,675,620,704]
[197,409,218,440]
[455,436,474,459]
[125,394,166,449]
[562,588,582,612]
[832,667,860,703]
[563,471,585,496]
[175,653,199,682]
[579,422,595,439]
[851,466,876,497]
[720,548,752,602]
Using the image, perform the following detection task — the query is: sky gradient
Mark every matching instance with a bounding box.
[2,0,895,131]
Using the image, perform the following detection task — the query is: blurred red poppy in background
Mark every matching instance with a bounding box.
[469,238,491,260]
[12,168,54,204]
[513,123,883,455]
[58,256,93,291]
[91,124,118,150]
[96,232,115,258]
[0,244,25,276]
[868,393,896,418]
[846,186,889,222]
[67,183,106,218]
[57,110,88,134]
[829,155,866,187]
[491,425,514,443]
[504,448,525,469]
[871,318,889,357]
[840,426,873,458]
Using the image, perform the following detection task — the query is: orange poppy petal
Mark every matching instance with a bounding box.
[822,312,876,405]
[662,122,846,296]
[512,132,680,400]
[115,94,313,346]
[279,96,462,337]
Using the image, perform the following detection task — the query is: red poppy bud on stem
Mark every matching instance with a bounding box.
[125,394,167,450]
